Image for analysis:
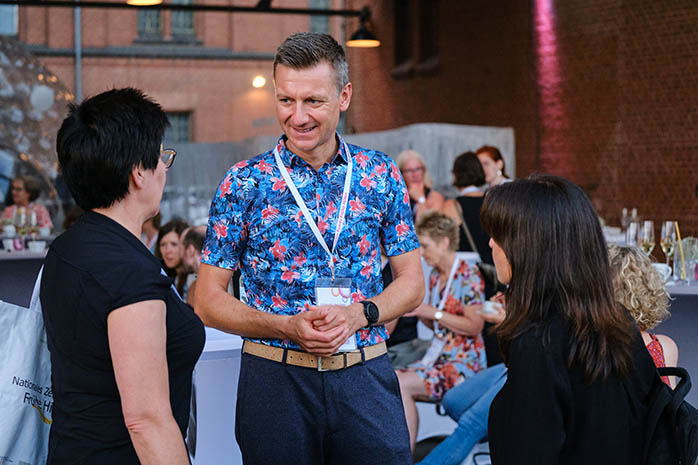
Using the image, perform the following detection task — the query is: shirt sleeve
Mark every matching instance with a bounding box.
[107,261,172,314]
[380,158,420,256]
[201,166,248,270]
[493,330,569,464]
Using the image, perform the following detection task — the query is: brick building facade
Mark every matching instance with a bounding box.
[5,0,697,235]
[11,0,344,143]
[343,0,698,235]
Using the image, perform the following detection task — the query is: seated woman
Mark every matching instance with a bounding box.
[481,175,659,465]
[608,244,678,386]
[397,149,444,221]
[396,211,486,450]
[155,218,189,297]
[418,293,507,465]
[2,175,53,230]
[42,88,204,464]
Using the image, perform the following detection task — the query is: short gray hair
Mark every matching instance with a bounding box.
[416,210,459,251]
[273,32,349,93]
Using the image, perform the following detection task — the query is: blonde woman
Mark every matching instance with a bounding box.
[608,244,678,387]
[397,211,486,450]
[396,149,444,220]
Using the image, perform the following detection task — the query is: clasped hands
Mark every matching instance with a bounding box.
[285,303,367,357]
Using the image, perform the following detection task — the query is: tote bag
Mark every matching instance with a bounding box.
[0,267,51,465]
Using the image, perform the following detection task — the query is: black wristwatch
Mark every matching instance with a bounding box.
[360,300,380,326]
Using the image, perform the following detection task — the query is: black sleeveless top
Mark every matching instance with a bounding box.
[455,195,493,265]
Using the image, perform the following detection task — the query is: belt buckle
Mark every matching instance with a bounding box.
[317,353,347,372]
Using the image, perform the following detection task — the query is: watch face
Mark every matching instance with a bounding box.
[363,301,379,324]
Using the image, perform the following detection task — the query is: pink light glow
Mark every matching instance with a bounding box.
[535,0,570,172]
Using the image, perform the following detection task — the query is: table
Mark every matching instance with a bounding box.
[191,328,243,465]
[0,252,45,307]
[666,282,698,296]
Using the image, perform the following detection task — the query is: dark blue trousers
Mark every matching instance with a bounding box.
[235,351,412,465]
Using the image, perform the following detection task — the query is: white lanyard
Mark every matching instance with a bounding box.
[433,256,461,333]
[273,141,353,279]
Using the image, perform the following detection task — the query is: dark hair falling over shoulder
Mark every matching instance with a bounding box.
[480,174,637,383]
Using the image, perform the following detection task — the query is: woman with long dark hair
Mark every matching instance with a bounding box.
[481,175,657,465]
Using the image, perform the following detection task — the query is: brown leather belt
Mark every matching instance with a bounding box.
[242,340,387,372]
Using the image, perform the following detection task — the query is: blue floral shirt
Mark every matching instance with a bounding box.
[202,134,420,349]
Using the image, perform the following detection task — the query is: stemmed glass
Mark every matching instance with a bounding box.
[660,221,676,267]
[638,220,655,256]
[621,208,630,232]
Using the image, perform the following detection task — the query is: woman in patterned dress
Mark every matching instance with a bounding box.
[396,211,486,450]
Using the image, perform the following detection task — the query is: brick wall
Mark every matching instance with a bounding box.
[16,0,345,144]
[346,0,698,238]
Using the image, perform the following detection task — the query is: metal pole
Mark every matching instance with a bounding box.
[74,0,82,101]
[1,0,361,16]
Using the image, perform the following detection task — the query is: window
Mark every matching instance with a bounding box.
[393,0,440,78]
[0,5,18,36]
[392,0,413,78]
[309,0,329,34]
[416,0,439,73]
[171,0,195,39]
[164,112,191,143]
[138,9,162,39]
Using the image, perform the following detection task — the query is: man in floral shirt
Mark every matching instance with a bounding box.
[196,32,424,463]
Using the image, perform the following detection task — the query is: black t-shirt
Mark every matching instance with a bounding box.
[488,317,655,465]
[41,211,205,465]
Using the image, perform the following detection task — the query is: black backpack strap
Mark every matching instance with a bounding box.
[658,367,691,413]
[642,367,690,463]
[657,367,692,463]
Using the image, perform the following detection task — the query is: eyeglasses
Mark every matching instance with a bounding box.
[402,167,425,174]
[160,148,177,169]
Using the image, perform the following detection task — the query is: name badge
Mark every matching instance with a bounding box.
[315,277,357,352]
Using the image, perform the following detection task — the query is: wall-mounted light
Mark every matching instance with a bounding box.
[252,75,267,88]
[126,0,163,5]
[346,6,380,48]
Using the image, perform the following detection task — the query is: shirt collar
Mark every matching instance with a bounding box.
[276,132,350,168]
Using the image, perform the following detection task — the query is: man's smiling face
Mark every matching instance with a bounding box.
[274,61,352,164]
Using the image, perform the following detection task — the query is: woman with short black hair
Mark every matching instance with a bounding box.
[482,175,657,465]
[42,88,204,465]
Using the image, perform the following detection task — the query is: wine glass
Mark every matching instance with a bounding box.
[660,221,676,266]
[14,207,27,236]
[638,220,655,256]
[620,208,630,232]
[625,221,639,246]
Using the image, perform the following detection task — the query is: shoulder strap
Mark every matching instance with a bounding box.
[453,199,479,256]
[643,367,692,464]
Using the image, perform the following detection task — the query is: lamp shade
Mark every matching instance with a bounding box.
[127,0,163,5]
[346,23,380,48]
